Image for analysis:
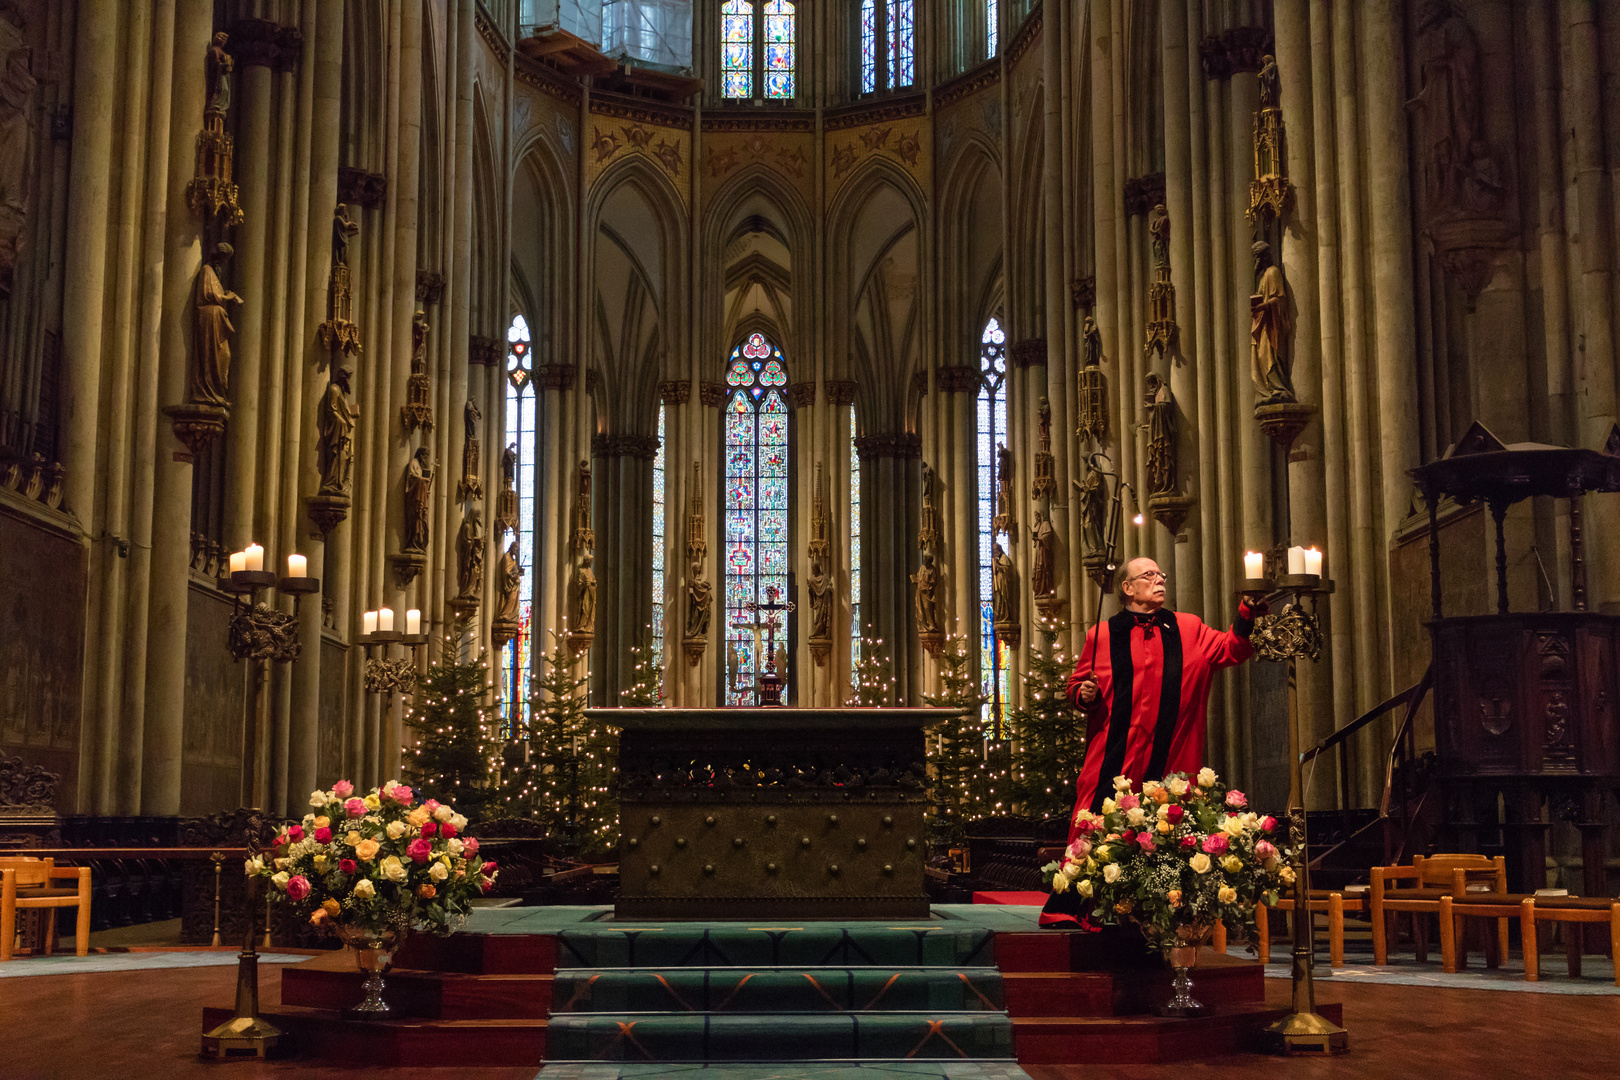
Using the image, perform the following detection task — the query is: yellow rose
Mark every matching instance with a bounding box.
[433,805,454,823]
[1169,777,1190,797]
[1052,872,1070,894]
[1220,855,1243,874]
[1077,879,1094,899]
[322,899,341,917]
[1156,820,1173,834]
[1190,853,1212,874]
[382,855,408,882]
[313,816,330,829]
[354,838,381,861]
[352,878,375,899]
[1197,767,1217,788]
[1222,816,1245,838]
[345,830,361,847]
[363,793,381,810]
[313,854,328,870]
[1280,865,1296,885]
[1218,885,1238,904]
[1113,775,1132,791]
[386,820,407,840]
[1101,797,1117,814]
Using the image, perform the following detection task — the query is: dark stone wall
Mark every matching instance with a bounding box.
[182,583,246,814]
[318,636,348,786]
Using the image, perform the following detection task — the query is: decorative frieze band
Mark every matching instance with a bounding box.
[659,379,690,405]
[591,433,661,460]
[854,432,922,461]
[825,380,857,406]
[1011,338,1048,368]
[699,381,727,407]
[935,366,979,394]
[337,167,387,210]
[469,335,499,366]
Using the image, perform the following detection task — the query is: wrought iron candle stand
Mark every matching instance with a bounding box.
[220,559,320,664]
[359,623,429,697]
[1241,564,1348,1055]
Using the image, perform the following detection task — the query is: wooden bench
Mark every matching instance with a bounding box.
[1442,894,1619,985]
[1,857,91,960]
[1255,890,1363,967]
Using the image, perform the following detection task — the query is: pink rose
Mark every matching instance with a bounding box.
[1255,841,1276,860]
[313,826,332,844]
[344,798,365,817]
[462,838,479,857]
[1165,805,1185,825]
[407,837,432,863]
[1225,790,1247,809]
[1066,838,1090,861]
[390,784,414,804]
[1180,836,1197,848]
[440,822,457,840]
[1136,833,1155,852]
[332,780,354,797]
[1260,815,1278,832]
[286,824,304,842]
[1118,794,1140,811]
[339,859,357,874]
[421,822,438,838]
[1201,834,1229,854]
[423,799,441,813]
[285,875,310,901]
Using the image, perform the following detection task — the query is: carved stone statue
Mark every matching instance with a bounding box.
[807,556,832,639]
[316,366,358,495]
[458,398,483,502]
[995,442,1013,535]
[456,506,484,601]
[1408,0,1484,214]
[991,542,1017,625]
[332,202,359,266]
[496,443,519,537]
[205,31,233,118]
[1029,510,1055,597]
[573,458,593,552]
[1250,241,1296,404]
[1082,314,1103,368]
[1075,466,1107,556]
[912,551,940,634]
[1038,396,1051,454]
[1258,53,1279,110]
[572,552,597,635]
[685,559,712,638]
[1148,203,1170,267]
[411,308,428,371]
[0,15,37,288]
[191,243,242,407]
[464,398,481,444]
[403,447,434,552]
[496,540,522,624]
[1144,373,1177,495]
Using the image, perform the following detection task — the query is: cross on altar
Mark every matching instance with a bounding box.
[745,585,795,706]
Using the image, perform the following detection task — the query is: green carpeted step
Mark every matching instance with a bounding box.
[554,926,995,970]
[545,1012,1016,1062]
[553,967,1005,1014]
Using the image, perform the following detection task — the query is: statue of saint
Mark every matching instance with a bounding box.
[1075,466,1107,556]
[1030,510,1055,596]
[496,443,519,536]
[332,203,359,266]
[464,398,481,445]
[1249,241,1296,404]
[1148,204,1170,268]
[403,447,434,552]
[1144,373,1177,495]
[807,557,833,639]
[456,507,484,601]
[410,308,428,373]
[1258,53,1280,110]
[191,243,242,407]
[205,32,233,119]
[1038,396,1052,454]
[996,442,1013,530]
[1082,314,1103,368]
[316,366,358,495]
[991,542,1017,625]
[572,553,597,634]
[685,559,712,638]
[912,551,940,634]
[496,541,522,624]
[1408,0,1483,212]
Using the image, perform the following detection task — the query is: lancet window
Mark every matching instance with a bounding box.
[652,403,667,669]
[976,315,1008,736]
[502,314,536,737]
[722,0,796,101]
[849,409,862,669]
[860,0,915,94]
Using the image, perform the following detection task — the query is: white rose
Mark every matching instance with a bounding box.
[1218,885,1238,904]
[309,790,328,808]
[447,837,465,855]
[383,856,408,882]
[1158,804,1176,821]
[271,871,290,890]
[1103,863,1121,883]
[1051,872,1070,894]
[1113,775,1132,792]
[1076,879,1094,899]
[1169,777,1189,797]
[450,814,467,832]
[430,861,449,881]
[1125,807,1147,827]
[434,805,454,823]
[1189,853,1212,874]
[353,878,375,899]
[1197,767,1217,788]
[244,856,263,876]
[1101,797,1117,814]
[386,820,407,840]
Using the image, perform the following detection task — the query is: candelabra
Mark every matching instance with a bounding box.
[220,543,320,664]
[359,606,428,696]
[1240,546,1348,1056]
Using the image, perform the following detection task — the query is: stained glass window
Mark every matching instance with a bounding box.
[860,0,877,93]
[503,314,536,739]
[987,0,998,56]
[849,408,862,668]
[721,0,753,99]
[763,1,795,99]
[724,333,790,706]
[977,316,1008,738]
[891,1,914,89]
[652,402,667,672]
[860,0,913,94]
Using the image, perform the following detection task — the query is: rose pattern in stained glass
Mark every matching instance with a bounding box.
[760,359,787,386]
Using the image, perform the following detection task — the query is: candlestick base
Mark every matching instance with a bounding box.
[278,576,321,595]
[229,569,278,591]
[1238,577,1275,596]
[1261,1010,1349,1055]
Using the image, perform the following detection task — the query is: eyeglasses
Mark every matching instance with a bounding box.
[1126,570,1168,583]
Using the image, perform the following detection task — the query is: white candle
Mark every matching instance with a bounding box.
[362,610,377,636]
[229,550,246,574]
[287,554,307,578]
[405,609,421,636]
[379,607,394,632]
[1304,547,1323,577]
[1286,545,1306,575]
[1244,551,1264,579]
[244,543,264,572]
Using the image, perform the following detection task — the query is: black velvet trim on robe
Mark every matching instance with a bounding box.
[1087,609,1184,813]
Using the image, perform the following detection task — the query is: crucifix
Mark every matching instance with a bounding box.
[745,584,795,707]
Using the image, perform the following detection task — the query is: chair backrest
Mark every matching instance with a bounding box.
[0,857,53,889]
[1415,853,1502,888]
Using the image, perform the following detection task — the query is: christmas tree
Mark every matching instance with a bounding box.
[620,626,664,706]
[1008,617,1087,821]
[846,630,895,706]
[404,636,498,819]
[922,633,1001,849]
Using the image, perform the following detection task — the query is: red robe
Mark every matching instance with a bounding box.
[1064,607,1253,841]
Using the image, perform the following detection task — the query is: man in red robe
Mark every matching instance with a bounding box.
[1040,556,1264,926]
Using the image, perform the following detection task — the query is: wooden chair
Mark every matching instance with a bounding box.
[1,858,92,961]
[1520,897,1620,985]
[1254,891,1362,967]
[1369,854,1504,965]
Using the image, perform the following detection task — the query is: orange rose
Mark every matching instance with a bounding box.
[309,909,327,925]
[417,883,436,900]
[322,899,341,917]
[354,838,381,861]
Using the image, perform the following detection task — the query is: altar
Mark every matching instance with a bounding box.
[593,707,957,920]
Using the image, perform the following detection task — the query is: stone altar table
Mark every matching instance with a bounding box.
[592,707,956,920]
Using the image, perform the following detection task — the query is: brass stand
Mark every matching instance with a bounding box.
[201,873,282,1059]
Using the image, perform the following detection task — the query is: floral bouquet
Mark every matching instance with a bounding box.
[1044,767,1290,954]
[249,780,496,945]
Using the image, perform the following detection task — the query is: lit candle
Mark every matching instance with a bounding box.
[1304,547,1323,577]
[362,610,378,636]
[244,543,264,572]
[1244,551,1264,579]
[405,609,421,636]
[287,554,307,578]
[1132,513,1145,526]
[379,607,394,632]
[229,550,246,574]
[1286,545,1306,575]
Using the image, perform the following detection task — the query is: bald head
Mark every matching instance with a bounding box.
[1119,558,1167,613]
